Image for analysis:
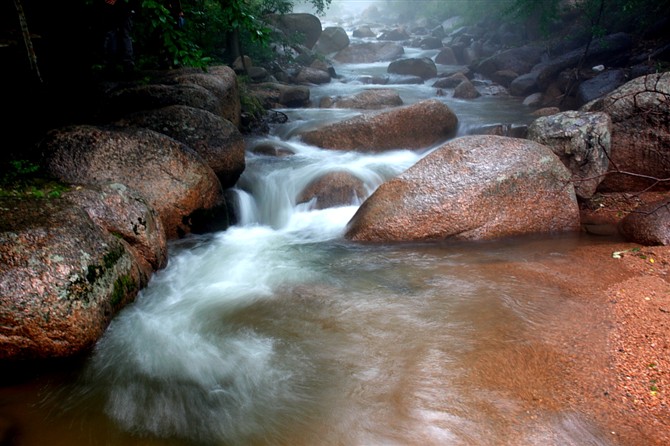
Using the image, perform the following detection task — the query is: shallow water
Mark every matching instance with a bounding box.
[0,26,618,446]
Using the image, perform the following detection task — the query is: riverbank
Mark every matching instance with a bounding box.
[520,194,670,445]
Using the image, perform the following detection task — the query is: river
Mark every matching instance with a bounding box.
[0,27,621,446]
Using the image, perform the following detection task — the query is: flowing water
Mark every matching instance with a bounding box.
[0,33,622,446]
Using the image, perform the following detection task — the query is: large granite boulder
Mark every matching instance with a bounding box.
[114,105,245,188]
[298,99,458,152]
[581,72,670,192]
[527,110,612,199]
[0,197,146,360]
[40,125,223,239]
[167,65,242,128]
[345,135,580,242]
[63,183,168,274]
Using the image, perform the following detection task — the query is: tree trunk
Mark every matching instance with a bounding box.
[13,0,42,83]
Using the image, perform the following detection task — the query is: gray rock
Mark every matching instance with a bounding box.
[527,111,612,199]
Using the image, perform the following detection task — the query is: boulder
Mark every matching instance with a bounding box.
[576,69,627,107]
[387,57,437,80]
[166,65,241,127]
[352,26,376,38]
[319,88,403,109]
[248,83,311,109]
[63,183,168,273]
[0,197,146,360]
[527,111,612,199]
[432,72,469,89]
[581,72,670,192]
[266,13,322,49]
[100,83,224,121]
[618,197,670,246]
[40,125,222,239]
[114,105,245,188]
[377,27,410,41]
[292,66,331,85]
[434,47,458,65]
[453,79,481,99]
[298,99,458,152]
[334,42,404,63]
[297,171,368,209]
[509,71,541,97]
[474,45,545,78]
[533,32,633,90]
[315,26,350,54]
[345,135,580,242]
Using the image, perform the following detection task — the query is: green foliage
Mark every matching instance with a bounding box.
[0,160,69,199]
[238,75,267,118]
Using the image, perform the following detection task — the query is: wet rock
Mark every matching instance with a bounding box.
[297,171,368,209]
[100,83,224,122]
[533,32,633,91]
[40,125,222,239]
[114,105,245,189]
[345,135,579,242]
[509,71,541,97]
[315,26,350,55]
[249,141,295,157]
[576,69,627,107]
[248,83,311,108]
[292,66,331,85]
[619,197,670,246]
[474,45,545,79]
[581,72,670,192]
[387,57,437,80]
[166,65,241,127]
[432,72,469,89]
[453,79,480,99]
[527,111,612,199]
[420,36,443,50]
[377,27,410,41]
[63,183,168,273]
[435,47,458,65]
[532,107,560,117]
[523,92,543,107]
[352,26,376,38]
[320,88,403,109]
[266,13,322,49]
[0,197,146,360]
[490,69,519,88]
[334,42,404,64]
[298,99,458,152]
